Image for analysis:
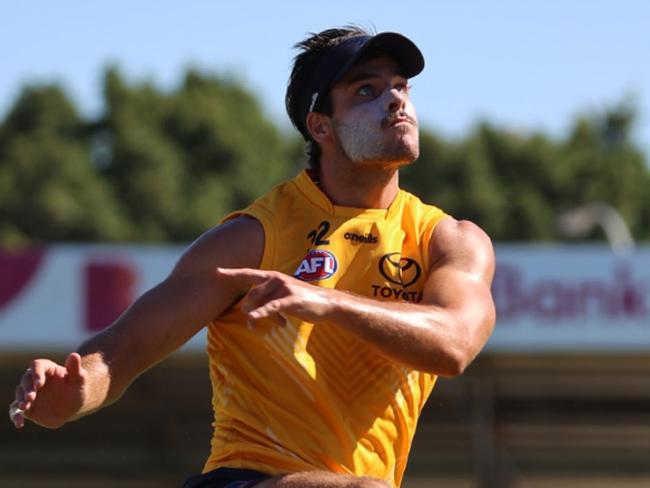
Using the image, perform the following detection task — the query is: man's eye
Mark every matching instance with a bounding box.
[396,83,411,93]
[356,85,374,97]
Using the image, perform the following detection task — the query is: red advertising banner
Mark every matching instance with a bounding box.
[1,244,649,352]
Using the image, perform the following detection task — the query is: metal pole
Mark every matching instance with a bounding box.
[557,201,635,255]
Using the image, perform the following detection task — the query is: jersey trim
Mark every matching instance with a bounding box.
[221,207,276,271]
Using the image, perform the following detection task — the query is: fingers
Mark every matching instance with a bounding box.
[14,383,26,408]
[217,268,303,329]
[20,370,36,407]
[9,359,61,429]
[241,278,281,314]
[31,360,48,389]
[249,297,295,325]
[15,367,37,409]
[240,277,292,328]
[10,366,37,429]
[64,352,84,386]
[215,267,275,287]
[9,400,25,429]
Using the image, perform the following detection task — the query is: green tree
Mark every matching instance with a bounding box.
[1,73,647,245]
[401,128,508,238]
[403,101,649,242]
[559,102,650,240]
[98,67,296,241]
[0,85,129,246]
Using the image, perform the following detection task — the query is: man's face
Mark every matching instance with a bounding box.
[328,55,419,167]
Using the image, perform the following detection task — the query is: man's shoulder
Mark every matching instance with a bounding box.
[177,216,265,275]
[429,217,494,270]
[399,187,445,213]
[397,188,449,234]
[222,173,304,223]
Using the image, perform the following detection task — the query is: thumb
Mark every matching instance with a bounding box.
[64,352,84,386]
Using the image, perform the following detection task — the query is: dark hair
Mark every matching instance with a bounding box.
[286,26,371,170]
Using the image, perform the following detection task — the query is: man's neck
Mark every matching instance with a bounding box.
[316,162,401,209]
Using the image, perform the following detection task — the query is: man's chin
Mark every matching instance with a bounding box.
[354,152,418,170]
[387,156,417,170]
[381,144,420,167]
[342,138,420,168]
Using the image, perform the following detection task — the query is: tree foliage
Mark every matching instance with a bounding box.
[402,101,650,241]
[97,67,296,241]
[0,71,648,245]
[0,85,128,245]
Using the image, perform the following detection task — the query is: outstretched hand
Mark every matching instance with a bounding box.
[9,352,89,429]
[215,267,336,328]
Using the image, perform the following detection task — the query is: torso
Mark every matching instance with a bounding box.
[203,170,447,487]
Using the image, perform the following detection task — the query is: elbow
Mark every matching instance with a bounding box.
[403,342,470,376]
[416,339,473,377]
[430,326,480,377]
[436,348,472,377]
[435,310,495,377]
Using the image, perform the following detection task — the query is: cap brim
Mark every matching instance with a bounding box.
[354,32,425,79]
[330,32,425,88]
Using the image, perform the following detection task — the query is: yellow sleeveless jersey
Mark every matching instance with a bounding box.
[204,170,448,487]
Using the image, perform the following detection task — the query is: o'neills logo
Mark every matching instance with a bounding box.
[294,250,338,281]
[344,231,378,244]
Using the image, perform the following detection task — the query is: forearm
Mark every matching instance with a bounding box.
[230,265,493,375]
[72,281,212,415]
[12,217,263,430]
[325,290,476,375]
[66,324,140,419]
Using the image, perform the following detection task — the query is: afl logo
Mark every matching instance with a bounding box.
[379,252,421,287]
[294,250,338,281]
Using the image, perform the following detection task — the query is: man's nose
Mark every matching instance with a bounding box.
[384,88,407,113]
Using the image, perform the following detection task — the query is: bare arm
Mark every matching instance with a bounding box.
[329,217,496,374]
[218,217,495,376]
[10,216,263,428]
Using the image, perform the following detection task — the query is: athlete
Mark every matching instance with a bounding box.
[9,27,496,488]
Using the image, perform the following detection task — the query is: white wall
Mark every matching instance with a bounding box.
[1,244,649,353]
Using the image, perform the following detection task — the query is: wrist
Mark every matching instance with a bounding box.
[322,288,362,327]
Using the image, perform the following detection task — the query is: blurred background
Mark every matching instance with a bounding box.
[1,1,649,487]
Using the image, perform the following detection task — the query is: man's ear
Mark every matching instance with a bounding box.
[306,112,332,144]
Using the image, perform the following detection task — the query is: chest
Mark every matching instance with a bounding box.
[273,216,428,303]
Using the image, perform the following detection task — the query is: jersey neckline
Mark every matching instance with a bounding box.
[293,170,405,221]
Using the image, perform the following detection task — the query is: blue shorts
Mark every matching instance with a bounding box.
[182,467,270,488]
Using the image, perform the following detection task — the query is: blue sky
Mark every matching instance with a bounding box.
[3,1,650,156]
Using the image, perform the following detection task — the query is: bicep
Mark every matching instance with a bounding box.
[423,218,496,350]
[85,216,264,375]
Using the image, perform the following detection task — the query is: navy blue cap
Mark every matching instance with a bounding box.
[298,32,424,136]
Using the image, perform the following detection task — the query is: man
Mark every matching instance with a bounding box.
[9,27,495,488]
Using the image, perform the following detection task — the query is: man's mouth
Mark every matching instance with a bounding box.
[384,113,417,128]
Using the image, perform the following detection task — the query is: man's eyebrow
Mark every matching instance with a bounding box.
[341,70,407,86]
[341,71,381,85]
